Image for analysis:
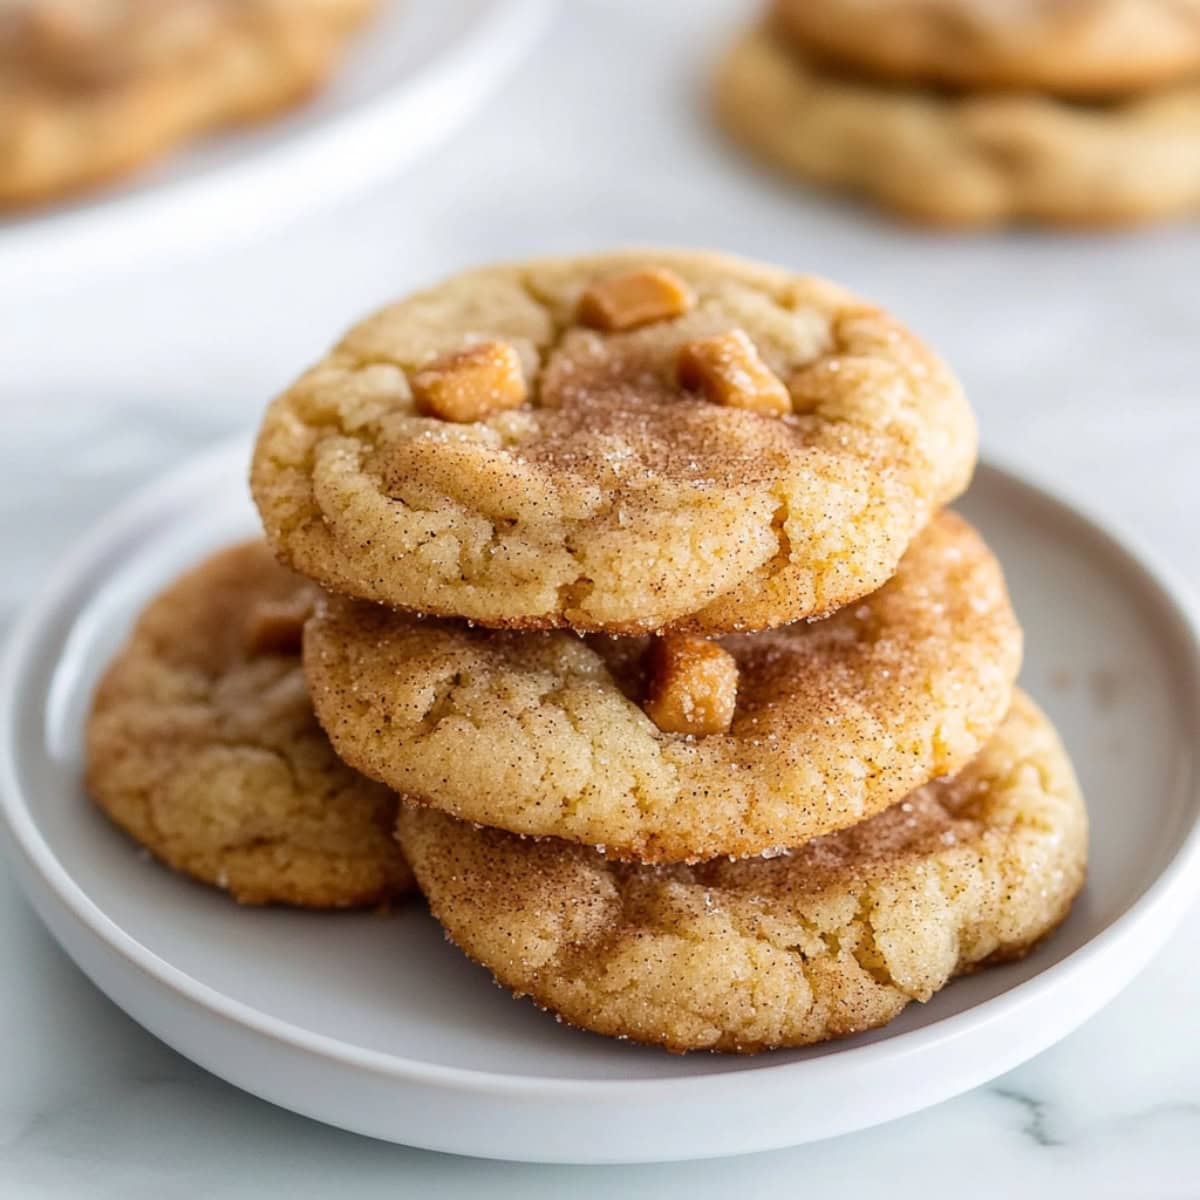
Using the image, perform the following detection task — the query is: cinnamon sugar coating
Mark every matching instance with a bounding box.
[85,541,413,907]
[304,511,1021,862]
[251,249,975,634]
[396,692,1087,1053]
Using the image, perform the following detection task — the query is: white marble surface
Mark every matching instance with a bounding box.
[2,0,1199,1193]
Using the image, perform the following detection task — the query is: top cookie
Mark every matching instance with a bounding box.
[0,0,377,209]
[771,0,1200,98]
[251,250,975,635]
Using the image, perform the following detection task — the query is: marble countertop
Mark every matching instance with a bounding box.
[2,1,1199,1194]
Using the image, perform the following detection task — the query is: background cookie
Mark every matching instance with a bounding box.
[396,691,1088,1053]
[252,249,975,635]
[771,0,1200,98]
[306,511,1021,862]
[716,26,1200,227]
[0,0,378,209]
[85,540,413,907]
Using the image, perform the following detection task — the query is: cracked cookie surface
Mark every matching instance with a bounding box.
[305,511,1021,862]
[717,26,1200,227]
[0,0,377,209]
[251,249,975,634]
[771,0,1200,98]
[85,540,413,907]
[396,691,1087,1053]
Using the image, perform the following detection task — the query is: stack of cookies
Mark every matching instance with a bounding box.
[87,250,1087,1053]
[716,0,1200,227]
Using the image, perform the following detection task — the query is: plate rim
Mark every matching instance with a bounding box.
[3,433,1200,1103]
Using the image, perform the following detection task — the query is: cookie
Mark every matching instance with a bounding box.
[305,511,1021,863]
[396,691,1087,1053]
[771,0,1200,98]
[85,540,413,907]
[252,250,975,634]
[716,26,1200,228]
[0,0,377,209]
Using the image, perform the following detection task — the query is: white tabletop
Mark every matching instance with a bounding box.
[2,1,1199,1193]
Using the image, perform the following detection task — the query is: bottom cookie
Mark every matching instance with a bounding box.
[715,26,1200,228]
[85,541,413,907]
[397,691,1086,1053]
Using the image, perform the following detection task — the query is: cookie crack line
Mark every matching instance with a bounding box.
[599,869,902,998]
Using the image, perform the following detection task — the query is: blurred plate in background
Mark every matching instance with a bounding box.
[0,0,552,292]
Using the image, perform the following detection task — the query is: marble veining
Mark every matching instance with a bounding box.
[991,1088,1065,1149]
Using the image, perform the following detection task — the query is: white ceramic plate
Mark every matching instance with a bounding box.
[0,0,552,291]
[2,436,1199,1164]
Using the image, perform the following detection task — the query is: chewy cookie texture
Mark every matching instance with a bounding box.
[89,247,1086,1054]
[0,0,378,209]
[396,693,1087,1053]
[251,250,975,635]
[85,541,413,907]
[717,2,1200,227]
[304,511,1022,863]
